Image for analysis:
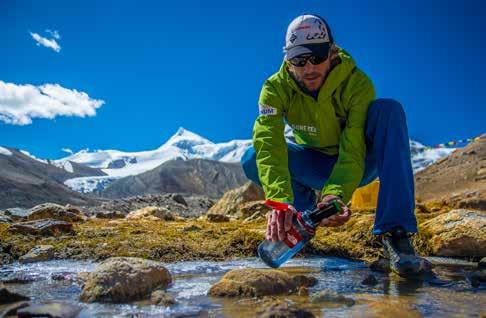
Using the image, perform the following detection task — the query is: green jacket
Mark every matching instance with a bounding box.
[253,47,375,204]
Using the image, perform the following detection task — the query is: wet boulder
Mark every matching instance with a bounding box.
[19,245,55,263]
[150,289,176,306]
[421,209,486,257]
[0,301,29,317]
[208,269,314,297]
[79,257,172,303]
[0,283,30,305]
[479,257,486,270]
[27,203,85,222]
[291,275,318,288]
[361,274,379,286]
[16,302,82,318]
[125,206,176,221]
[469,270,486,287]
[256,299,315,318]
[9,219,75,236]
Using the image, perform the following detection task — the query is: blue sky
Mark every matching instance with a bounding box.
[1,0,485,159]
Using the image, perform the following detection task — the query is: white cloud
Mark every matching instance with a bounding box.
[62,148,74,154]
[30,32,61,52]
[0,81,105,125]
[45,29,61,40]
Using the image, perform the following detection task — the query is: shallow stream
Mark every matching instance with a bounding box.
[1,257,485,317]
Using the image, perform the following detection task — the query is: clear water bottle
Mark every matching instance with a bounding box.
[258,199,342,268]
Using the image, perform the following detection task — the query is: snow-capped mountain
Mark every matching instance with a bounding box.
[56,127,252,192]
[57,127,252,177]
[409,140,456,172]
[0,146,13,156]
[57,126,457,193]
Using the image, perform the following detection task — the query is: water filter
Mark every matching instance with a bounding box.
[258,199,342,268]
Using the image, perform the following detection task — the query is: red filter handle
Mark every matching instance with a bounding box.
[265,200,291,211]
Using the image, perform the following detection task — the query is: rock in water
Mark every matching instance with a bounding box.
[361,274,379,286]
[19,245,55,263]
[421,209,486,257]
[469,270,486,287]
[256,299,315,318]
[79,257,171,303]
[208,268,312,297]
[27,203,85,222]
[0,301,29,317]
[479,257,486,270]
[292,275,318,288]
[8,219,74,236]
[0,283,30,304]
[16,302,82,318]
[150,289,176,306]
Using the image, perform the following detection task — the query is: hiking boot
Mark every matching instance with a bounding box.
[381,227,423,277]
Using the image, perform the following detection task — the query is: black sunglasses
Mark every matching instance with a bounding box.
[288,54,328,67]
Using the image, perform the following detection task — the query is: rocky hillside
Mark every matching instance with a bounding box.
[101,158,248,199]
[0,147,102,209]
[415,134,486,203]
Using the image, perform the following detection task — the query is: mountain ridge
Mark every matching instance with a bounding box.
[2,127,460,194]
[57,127,456,193]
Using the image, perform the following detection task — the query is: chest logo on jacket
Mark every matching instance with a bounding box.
[290,124,318,136]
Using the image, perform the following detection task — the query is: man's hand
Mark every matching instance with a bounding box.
[265,205,297,242]
[318,195,351,227]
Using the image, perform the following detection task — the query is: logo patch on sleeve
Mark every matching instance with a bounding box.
[259,104,277,116]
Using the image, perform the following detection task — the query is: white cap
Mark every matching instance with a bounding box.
[284,14,333,60]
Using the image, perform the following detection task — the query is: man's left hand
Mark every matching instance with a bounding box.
[318,195,351,227]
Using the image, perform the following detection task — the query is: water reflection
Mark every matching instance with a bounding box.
[382,275,424,296]
[0,257,484,317]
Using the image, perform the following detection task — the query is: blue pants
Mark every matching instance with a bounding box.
[241,98,417,234]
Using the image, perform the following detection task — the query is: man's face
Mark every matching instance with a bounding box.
[287,53,332,92]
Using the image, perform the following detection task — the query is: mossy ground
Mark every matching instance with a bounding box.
[0,219,265,262]
[0,203,449,263]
